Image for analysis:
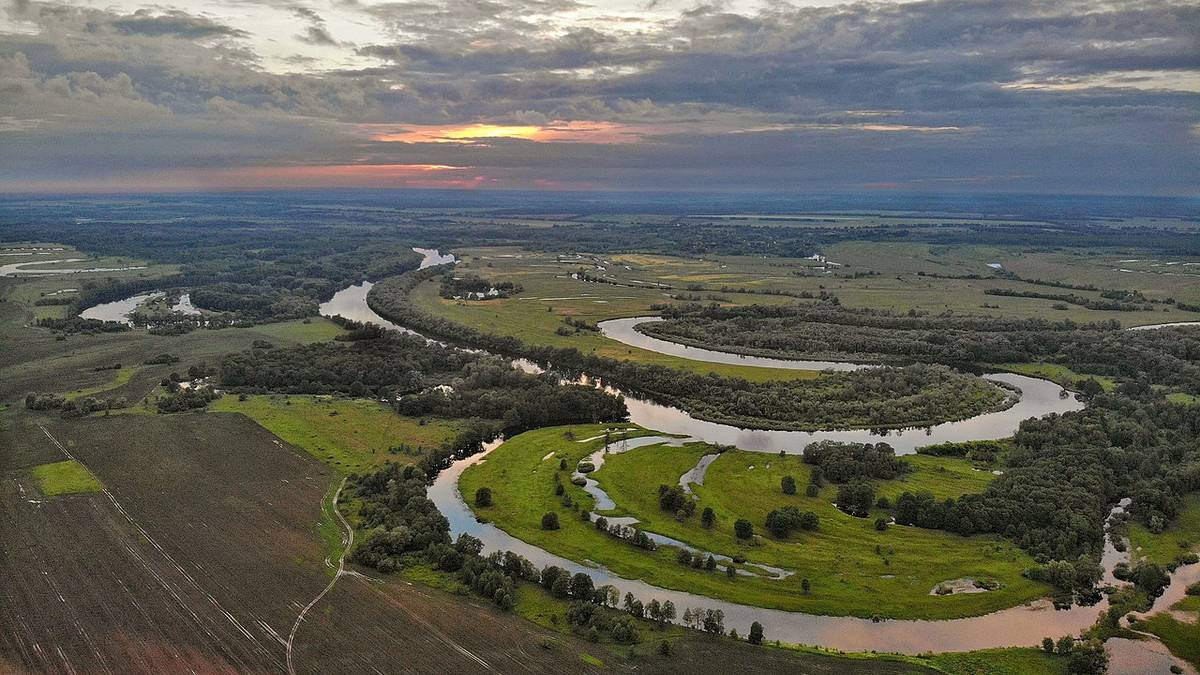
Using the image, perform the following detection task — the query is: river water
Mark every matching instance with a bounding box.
[321,247,1198,654]
[0,258,146,277]
[80,292,164,325]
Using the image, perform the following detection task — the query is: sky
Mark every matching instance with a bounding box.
[0,0,1196,195]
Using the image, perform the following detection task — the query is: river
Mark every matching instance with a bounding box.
[0,258,146,277]
[317,247,1187,653]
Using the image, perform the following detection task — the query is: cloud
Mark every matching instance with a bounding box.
[108,9,248,39]
[0,0,1195,195]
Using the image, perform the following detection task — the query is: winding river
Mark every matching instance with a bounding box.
[321,247,1197,654]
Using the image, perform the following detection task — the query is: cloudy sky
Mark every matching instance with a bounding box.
[0,0,1196,194]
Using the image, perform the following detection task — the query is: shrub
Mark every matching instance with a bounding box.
[541,512,560,530]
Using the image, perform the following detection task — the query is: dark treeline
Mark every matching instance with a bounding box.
[439,274,522,300]
[894,394,1200,569]
[366,268,1012,431]
[217,330,627,439]
[802,441,912,482]
[645,303,1200,392]
[982,288,1150,312]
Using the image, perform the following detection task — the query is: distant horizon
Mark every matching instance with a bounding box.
[1,0,1196,196]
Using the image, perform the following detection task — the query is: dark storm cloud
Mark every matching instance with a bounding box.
[108,9,248,39]
[0,0,1196,194]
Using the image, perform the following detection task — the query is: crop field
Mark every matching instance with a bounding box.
[0,411,946,674]
[460,425,1046,620]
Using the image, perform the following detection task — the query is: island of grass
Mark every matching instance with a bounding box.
[31,459,102,496]
[459,424,1049,620]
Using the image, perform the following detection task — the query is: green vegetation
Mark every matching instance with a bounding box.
[64,365,138,400]
[1139,610,1200,670]
[1128,494,1200,567]
[461,424,1048,619]
[996,364,1115,392]
[211,394,461,474]
[409,265,811,383]
[925,647,1068,674]
[31,459,102,496]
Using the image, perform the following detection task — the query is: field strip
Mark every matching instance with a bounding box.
[285,476,351,675]
[36,424,280,671]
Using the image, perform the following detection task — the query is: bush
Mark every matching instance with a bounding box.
[474,487,493,507]
[541,512,560,530]
[781,475,796,495]
[734,519,754,539]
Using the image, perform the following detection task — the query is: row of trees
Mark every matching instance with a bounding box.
[644,302,1200,391]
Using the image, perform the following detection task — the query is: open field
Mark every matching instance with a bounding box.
[30,459,101,495]
[210,394,461,474]
[460,425,1047,619]
[412,245,1200,386]
[412,248,815,383]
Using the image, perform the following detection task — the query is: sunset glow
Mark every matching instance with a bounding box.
[370,121,640,145]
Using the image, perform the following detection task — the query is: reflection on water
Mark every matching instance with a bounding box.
[600,316,1083,455]
[0,258,146,277]
[80,292,164,325]
[600,316,869,371]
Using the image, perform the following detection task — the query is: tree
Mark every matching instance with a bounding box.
[805,483,820,497]
[801,578,811,594]
[701,507,715,528]
[734,519,754,539]
[474,487,493,507]
[541,512,560,530]
[1042,637,1055,654]
[661,600,676,623]
[659,640,671,656]
[1055,635,1075,655]
[781,475,796,495]
[1067,639,1108,674]
[748,621,764,645]
[569,572,595,600]
[704,555,717,570]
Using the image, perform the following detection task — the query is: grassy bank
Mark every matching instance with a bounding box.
[460,424,1048,619]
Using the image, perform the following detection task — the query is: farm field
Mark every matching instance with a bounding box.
[0,411,955,674]
[460,425,1047,619]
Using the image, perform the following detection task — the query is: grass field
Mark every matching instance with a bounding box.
[30,459,102,495]
[1139,610,1200,670]
[210,394,461,474]
[413,248,817,383]
[460,424,1048,620]
[1128,494,1200,567]
[995,363,1116,392]
[412,244,1200,390]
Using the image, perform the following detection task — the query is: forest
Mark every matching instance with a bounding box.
[645,303,1200,392]
[366,267,1013,431]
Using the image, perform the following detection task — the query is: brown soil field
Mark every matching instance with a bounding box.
[0,412,933,674]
